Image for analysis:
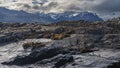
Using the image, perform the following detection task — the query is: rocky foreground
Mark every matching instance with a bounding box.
[0,18,120,68]
[0,34,120,68]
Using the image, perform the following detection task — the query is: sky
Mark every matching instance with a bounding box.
[0,0,120,20]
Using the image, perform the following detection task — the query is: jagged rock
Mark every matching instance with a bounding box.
[36,54,64,64]
[2,44,81,66]
[36,54,74,67]
[54,55,74,68]
[2,46,63,65]
[97,35,120,49]
[107,61,120,68]
[54,27,65,34]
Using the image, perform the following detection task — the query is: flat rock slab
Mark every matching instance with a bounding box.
[66,49,120,68]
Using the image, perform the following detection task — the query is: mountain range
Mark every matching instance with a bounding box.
[0,7,103,23]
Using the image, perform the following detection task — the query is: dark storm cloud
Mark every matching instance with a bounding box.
[93,0,120,13]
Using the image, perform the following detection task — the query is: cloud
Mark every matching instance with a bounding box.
[0,0,120,19]
[93,0,120,12]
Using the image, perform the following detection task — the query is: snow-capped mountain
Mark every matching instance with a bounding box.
[47,11,103,22]
[0,7,103,23]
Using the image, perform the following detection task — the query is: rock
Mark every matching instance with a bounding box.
[98,35,120,49]
[1,34,104,66]
[51,34,70,40]
[54,55,74,68]
[2,46,63,65]
[37,33,51,39]
[54,27,75,34]
[107,61,120,68]
[54,27,65,34]
[30,28,36,33]
[36,54,64,64]
[36,54,74,68]
[22,42,45,50]
[2,55,27,65]
[0,35,18,44]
